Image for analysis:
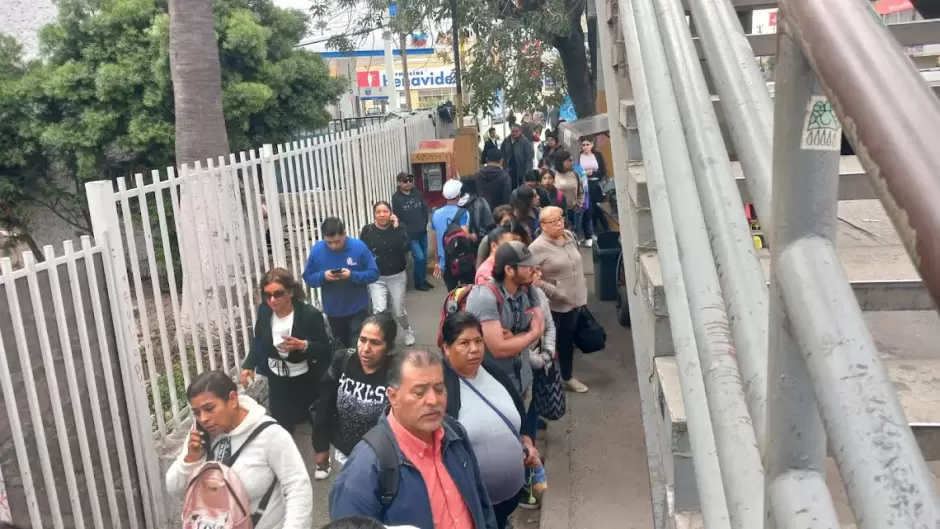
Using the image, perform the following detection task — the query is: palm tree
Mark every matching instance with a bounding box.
[167,0,230,165]
[168,0,241,330]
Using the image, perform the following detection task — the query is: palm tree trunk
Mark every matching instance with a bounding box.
[168,0,230,165]
[168,0,241,335]
[399,34,413,110]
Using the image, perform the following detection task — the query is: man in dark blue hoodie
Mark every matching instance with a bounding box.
[303,217,380,348]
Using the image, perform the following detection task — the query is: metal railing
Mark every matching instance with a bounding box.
[597,0,940,526]
[86,112,437,444]
[0,237,146,529]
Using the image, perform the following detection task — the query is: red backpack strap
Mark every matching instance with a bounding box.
[556,188,563,205]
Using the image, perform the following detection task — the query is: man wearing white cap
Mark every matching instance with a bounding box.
[429,178,474,290]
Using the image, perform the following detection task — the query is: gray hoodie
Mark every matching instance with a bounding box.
[166,395,313,529]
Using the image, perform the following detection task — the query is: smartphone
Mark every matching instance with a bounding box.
[196,423,211,454]
[329,268,344,275]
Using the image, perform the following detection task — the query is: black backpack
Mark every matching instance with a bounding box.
[442,207,476,278]
[362,416,467,507]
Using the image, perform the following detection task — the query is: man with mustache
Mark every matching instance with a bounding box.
[329,349,498,529]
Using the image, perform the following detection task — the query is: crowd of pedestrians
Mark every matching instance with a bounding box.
[168,127,610,529]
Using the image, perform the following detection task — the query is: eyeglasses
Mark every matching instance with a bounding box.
[541,217,564,226]
[262,289,288,300]
[398,178,413,183]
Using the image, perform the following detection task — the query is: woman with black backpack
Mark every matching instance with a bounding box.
[312,312,398,481]
[240,268,333,433]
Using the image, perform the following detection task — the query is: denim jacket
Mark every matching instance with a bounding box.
[329,413,498,529]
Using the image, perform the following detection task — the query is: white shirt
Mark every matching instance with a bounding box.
[267,310,308,377]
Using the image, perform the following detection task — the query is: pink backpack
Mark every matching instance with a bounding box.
[181,422,277,529]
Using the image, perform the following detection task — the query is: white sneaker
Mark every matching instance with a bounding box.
[404,327,416,346]
[565,378,589,393]
[314,465,331,481]
[580,239,594,248]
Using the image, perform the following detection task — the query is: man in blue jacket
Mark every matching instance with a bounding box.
[329,349,498,529]
[303,217,379,348]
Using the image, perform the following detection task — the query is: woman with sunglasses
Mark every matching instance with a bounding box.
[240,267,333,432]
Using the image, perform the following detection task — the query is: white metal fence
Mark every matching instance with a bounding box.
[0,237,146,529]
[85,112,437,445]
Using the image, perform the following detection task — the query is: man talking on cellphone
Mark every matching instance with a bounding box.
[303,217,380,348]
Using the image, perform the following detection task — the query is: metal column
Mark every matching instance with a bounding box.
[621,0,764,526]
[763,28,839,529]
[652,0,770,449]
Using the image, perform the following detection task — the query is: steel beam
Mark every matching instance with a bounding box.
[765,31,839,529]
[693,19,940,57]
[621,0,765,526]
[686,0,775,233]
[653,0,770,453]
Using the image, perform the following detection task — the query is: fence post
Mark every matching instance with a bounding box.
[763,24,840,529]
[260,144,287,268]
[85,181,169,529]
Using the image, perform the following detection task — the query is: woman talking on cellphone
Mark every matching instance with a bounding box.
[166,370,313,528]
[240,267,333,433]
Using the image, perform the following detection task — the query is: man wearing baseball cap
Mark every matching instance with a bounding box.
[428,178,473,290]
[464,241,545,396]
[391,172,433,291]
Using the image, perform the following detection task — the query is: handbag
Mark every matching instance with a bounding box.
[573,306,606,354]
[532,362,567,421]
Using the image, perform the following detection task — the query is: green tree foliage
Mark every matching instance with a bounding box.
[0,0,344,242]
[310,0,591,118]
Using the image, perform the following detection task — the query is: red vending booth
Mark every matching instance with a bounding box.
[410,139,458,209]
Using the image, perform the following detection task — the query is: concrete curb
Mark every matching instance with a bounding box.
[538,412,573,529]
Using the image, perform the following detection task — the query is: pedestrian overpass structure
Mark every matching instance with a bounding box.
[594,0,940,527]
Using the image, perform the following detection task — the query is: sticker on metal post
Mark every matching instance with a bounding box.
[800,96,843,151]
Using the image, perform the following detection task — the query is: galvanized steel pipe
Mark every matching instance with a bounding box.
[685,0,775,229]
[777,236,940,528]
[768,470,841,529]
[652,0,770,451]
[764,31,839,529]
[621,0,764,526]
[617,2,731,525]
[780,0,940,308]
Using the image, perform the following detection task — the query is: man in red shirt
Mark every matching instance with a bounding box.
[329,349,498,529]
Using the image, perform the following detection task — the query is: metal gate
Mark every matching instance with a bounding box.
[0,236,146,529]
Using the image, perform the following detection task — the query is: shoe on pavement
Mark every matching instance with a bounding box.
[415,283,431,291]
[404,327,416,346]
[314,464,331,481]
[423,281,435,289]
[580,238,594,248]
[565,378,589,393]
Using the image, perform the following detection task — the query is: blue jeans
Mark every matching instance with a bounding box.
[409,235,427,287]
[581,205,595,238]
[567,209,584,239]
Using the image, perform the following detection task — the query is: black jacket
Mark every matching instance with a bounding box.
[584,149,608,205]
[474,164,512,210]
[443,358,532,438]
[391,189,429,237]
[241,299,333,378]
[481,138,500,164]
[359,223,410,276]
[500,136,535,187]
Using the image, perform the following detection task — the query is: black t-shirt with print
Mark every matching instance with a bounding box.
[333,354,390,455]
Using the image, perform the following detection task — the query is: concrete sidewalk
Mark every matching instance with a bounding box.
[297,249,653,528]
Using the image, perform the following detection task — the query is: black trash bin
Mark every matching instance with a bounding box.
[593,231,621,302]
